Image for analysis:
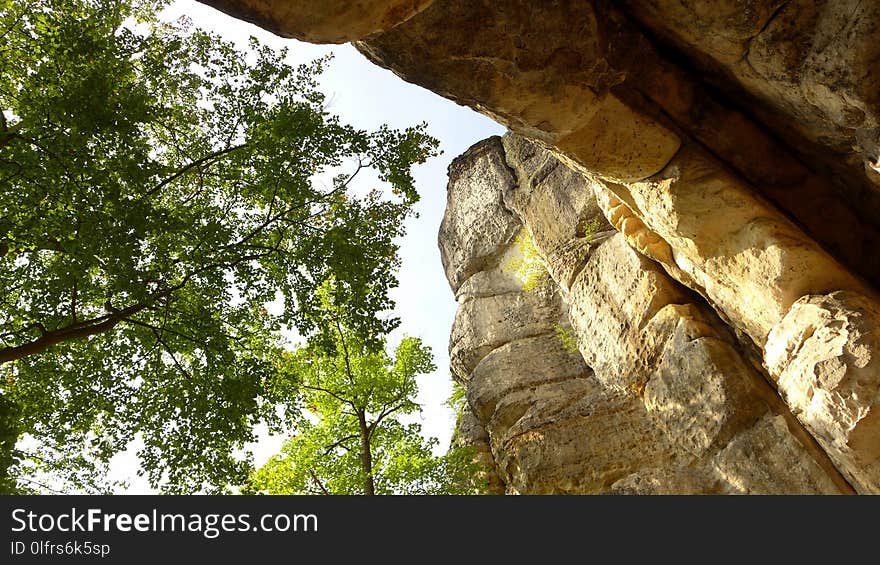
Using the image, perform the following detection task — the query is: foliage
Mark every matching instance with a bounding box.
[0,0,438,492]
[553,323,580,355]
[578,216,603,242]
[444,379,468,419]
[444,381,494,495]
[2,393,121,494]
[0,393,21,494]
[504,228,548,292]
[6,433,127,495]
[247,284,482,495]
[250,415,479,495]
[503,215,605,293]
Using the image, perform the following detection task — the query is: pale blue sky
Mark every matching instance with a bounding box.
[108,1,504,491]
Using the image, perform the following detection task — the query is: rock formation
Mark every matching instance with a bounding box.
[443,134,847,494]
[197,0,880,493]
[202,0,435,43]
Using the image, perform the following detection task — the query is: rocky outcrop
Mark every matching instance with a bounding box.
[355,1,880,493]
[201,0,434,43]
[439,138,520,294]
[196,0,880,494]
[353,0,880,286]
[623,0,880,198]
[593,161,880,492]
[443,135,846,494]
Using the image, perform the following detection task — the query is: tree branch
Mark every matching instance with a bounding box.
[300,384,353,408]
[22,322,48,336]
[334,316,356,388]
[0,301,151,364]
[227,158,366,250]
[368,399,409,439]
[15,476,67,495]
[322,434,358,456]
[0,218,282,365]
[149,327,191,380]
[124,317,202,347]
[146,144,246,196]
[308,470,330,495]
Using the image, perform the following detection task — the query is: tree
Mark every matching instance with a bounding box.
[248,284,483,495]
[0,0,438,492]
[0,394,21,493]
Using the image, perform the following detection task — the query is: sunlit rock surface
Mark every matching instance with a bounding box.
[441,136,845,494]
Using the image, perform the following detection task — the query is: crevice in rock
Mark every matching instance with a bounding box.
[451,329,557,380]
[610,2,880,291]
[559,231,617,291]
[710,301,858,494]
[455,287,523,307]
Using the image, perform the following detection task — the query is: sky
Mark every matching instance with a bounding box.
[106,1,505,492]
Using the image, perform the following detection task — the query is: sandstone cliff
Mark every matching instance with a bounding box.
[443,134,849,493]
[198,0,880,494]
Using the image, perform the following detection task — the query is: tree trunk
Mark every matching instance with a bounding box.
[357,411,375,496]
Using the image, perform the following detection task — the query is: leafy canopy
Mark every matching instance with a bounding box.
[249,283,484,495]
[0,0,438,493]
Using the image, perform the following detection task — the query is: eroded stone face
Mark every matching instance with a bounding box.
[441,135,843,494]
[198,0,435,43]
[440,137,520,294]
[707,414,845,495]
[624,0,880,193]
[765,291,880,492]
[355,0,880,287]
[601,143,864,348]
[499,134,614,290]
[449,283,560,383]
[356,0,683,182]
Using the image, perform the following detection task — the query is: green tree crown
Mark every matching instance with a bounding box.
[0,0,438,493]
[248,282,484,495]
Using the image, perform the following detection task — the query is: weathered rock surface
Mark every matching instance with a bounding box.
[596,143,865,347]
[441,136,846,494]
[449,282,560,382]
[199,0,434,43]
[499,133,615,290]
[612,414,847,494]
[363,1,880,491]
[355,0,880,286]
[765,291,880,492]
[439,137,520,293]
[357,1,683,183]
[569,232,843,494]
[623,0,880,197]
